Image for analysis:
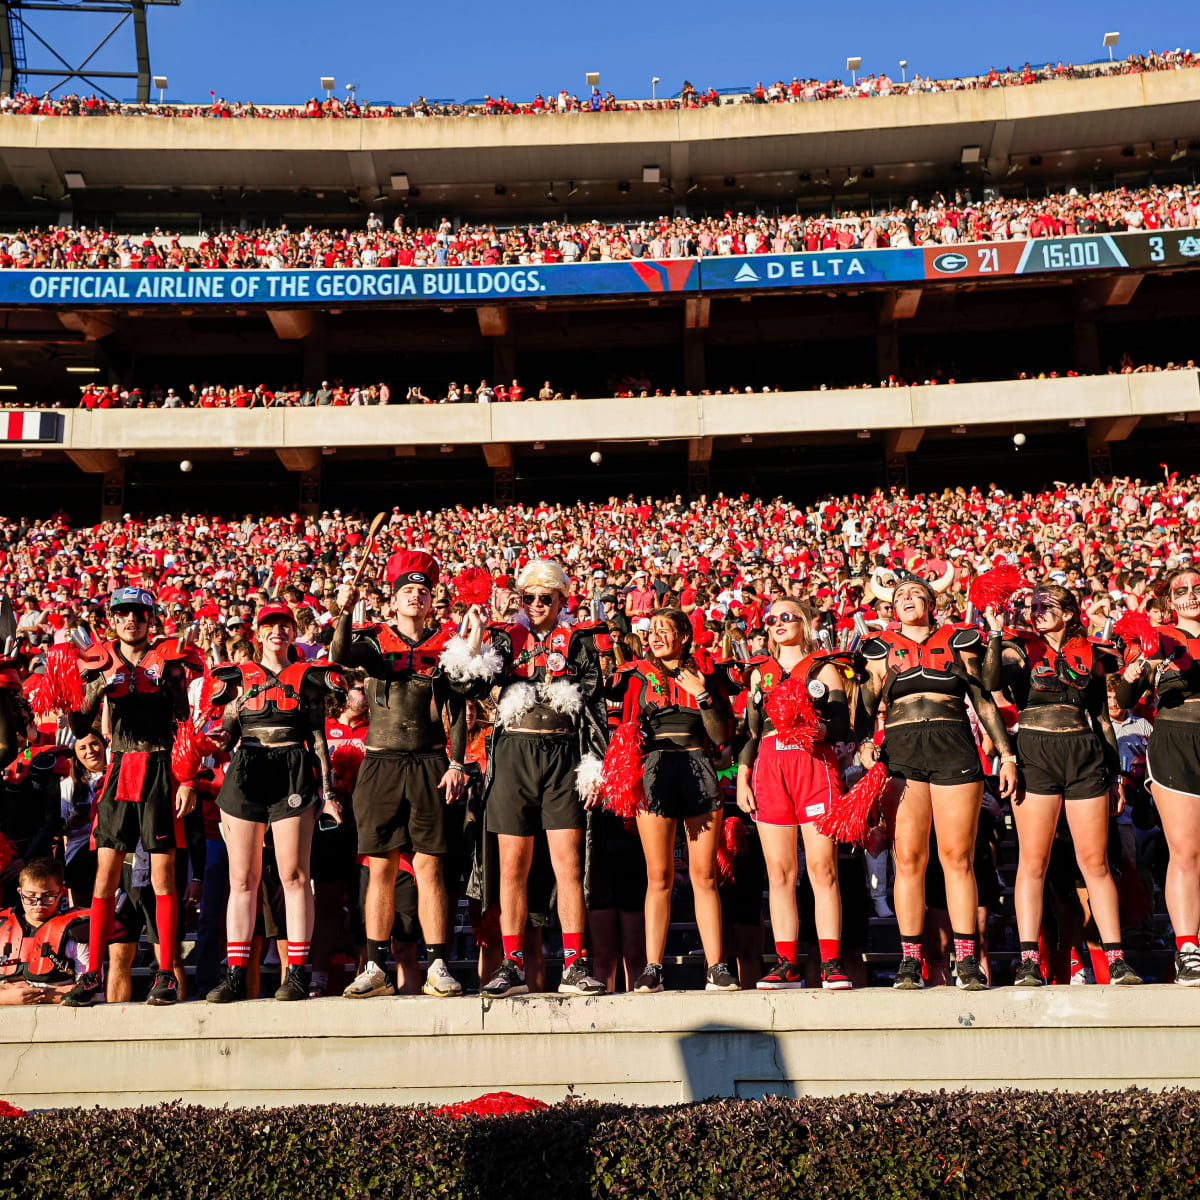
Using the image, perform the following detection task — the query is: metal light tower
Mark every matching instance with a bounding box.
[0,0,180,102]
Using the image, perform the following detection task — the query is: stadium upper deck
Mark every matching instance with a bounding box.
[1,68,1199,224]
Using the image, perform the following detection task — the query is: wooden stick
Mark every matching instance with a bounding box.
[351,512,388,590]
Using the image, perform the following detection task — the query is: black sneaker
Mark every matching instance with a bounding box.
[482,957,529,998]
[633,963,664,993]
[1176,946,1200,987]
[62,968,103,1008]
[893,956,925,990]
[558,960,606,995]
[206,965,247,1004]
[821,959,853,991]
[756,959,805,990]
[275,965,310,1001]
[147,969,179,1006]
[705,961,739,991]
[1013,959,1044,987]
[1108,959,1143,986]
[955,955,988,991]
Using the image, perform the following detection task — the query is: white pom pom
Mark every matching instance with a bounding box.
[540,679,583,716]
[438,637,502,683]
[496,682,537,728]
[575,753,604,801]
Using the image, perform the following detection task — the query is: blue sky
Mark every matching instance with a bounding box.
[14,1,1198,105]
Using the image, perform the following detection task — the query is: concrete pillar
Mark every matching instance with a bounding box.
[683,330,706,393]
[100,467,125,522]
[299,467,321,517]
[1073,319,1101,375]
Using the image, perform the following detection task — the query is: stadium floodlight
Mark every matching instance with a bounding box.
[63,171,86,190]
[899,59,907,82]
[846,56,861,84]
[390,173,410,191]
[153,75,168,102]
[320,76,335,97]
[651,76,660,100]
[585,72,600,87]
[961,146,981,165]
[1102,31,1119,62]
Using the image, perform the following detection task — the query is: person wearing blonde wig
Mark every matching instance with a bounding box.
[477,559,611,997]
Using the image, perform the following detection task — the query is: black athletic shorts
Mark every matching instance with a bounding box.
[217,745,319,825]
[586,809,647,913]
[1147,719,1200,797]
[485,731,584,837]
[643,748,724,820]
[357,862,419,943]
[1018,728,1109,801]
[880,720,984,786]
[353,748,448,856]
[94,750,182,854]
[112,853,190,945]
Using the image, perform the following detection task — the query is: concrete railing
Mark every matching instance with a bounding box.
[5,987,1200,1108]
[50,370,1200,452]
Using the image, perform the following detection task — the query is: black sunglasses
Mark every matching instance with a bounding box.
[521,593,555,606]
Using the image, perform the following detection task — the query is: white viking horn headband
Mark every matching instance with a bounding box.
[870,568,896,603]
[871,563,954,604]
[516,558,570,596]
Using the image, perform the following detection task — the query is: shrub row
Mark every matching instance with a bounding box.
[2,1088,1199,1199]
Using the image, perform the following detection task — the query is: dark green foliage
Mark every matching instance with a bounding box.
[1,1089,1197,1199]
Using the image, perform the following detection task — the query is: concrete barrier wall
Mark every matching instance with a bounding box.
[8,72,1198,157]
[57,370,1200,451]
[4,987,1200,1108]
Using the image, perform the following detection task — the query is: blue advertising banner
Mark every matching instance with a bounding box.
[699,248,927,290]
[0,259,699,306]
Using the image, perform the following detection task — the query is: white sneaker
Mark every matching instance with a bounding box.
[422,958,463,997]
[342,961,395,998]
[1070,966,1095,986]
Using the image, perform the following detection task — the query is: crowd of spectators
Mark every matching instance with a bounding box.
[0,47,1194,121]
[1,183,1197,273]
[1,469,1197,1000]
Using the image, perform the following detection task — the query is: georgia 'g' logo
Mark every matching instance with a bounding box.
[932,252,969,274]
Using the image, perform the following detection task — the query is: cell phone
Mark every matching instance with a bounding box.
[317,814,340,833]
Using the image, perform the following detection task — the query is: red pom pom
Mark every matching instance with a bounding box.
[471,905,502,948]
[171,718,216,785]
[454,567,493,607]
[814,760,891,847]
[968,565,1025,611]
[31,644,85,716]
[329,741,365,795]
[716,814,748,886]
[763,676,820,750]
[601,720,647,819]
[0,832,18,872]
[432,1091,549,1119]
[0,1099,25,1119]
[1114,611,1159,658]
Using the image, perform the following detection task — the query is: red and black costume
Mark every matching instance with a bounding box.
[0,897,89,985]
[1116,626,1200,797]
[331,590,468,858]
[738,652,850,826]
[211,659,345,825]
[482,615,611,837]
[984,630,1119,799]
[608,649,734,819]
[859,623,998,785]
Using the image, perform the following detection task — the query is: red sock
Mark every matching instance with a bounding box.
[1103,944,1124,965]
[1070,948,1084,975]
[562,931,582,967]
[155,893,178,973]
[501,934,524,964]
[1088,947,1110,985]
[288,941,311,968]
[1177,935,1198,953]
[227,941,252,967]
[774,940,798,965]
[88,895,115,978]
[818,938,840,963]
[900,939,923,962]
[952,933,975,961]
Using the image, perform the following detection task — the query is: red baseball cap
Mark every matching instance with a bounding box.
[256,602,296,627]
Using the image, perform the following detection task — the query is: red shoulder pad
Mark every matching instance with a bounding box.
[568,620,610,652]
[280,660,347,695]
[78,641,114,674]
[154,636,204,671]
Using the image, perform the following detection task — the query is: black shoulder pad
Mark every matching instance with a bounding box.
[950,626,982,651]
[861,636,889,660]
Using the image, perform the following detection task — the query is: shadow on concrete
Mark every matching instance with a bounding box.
[678,1021,798,1102]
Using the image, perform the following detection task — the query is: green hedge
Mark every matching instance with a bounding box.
[2,1089,1199,1199]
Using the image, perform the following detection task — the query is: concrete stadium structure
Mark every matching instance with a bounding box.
[5,988,1200,1108]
